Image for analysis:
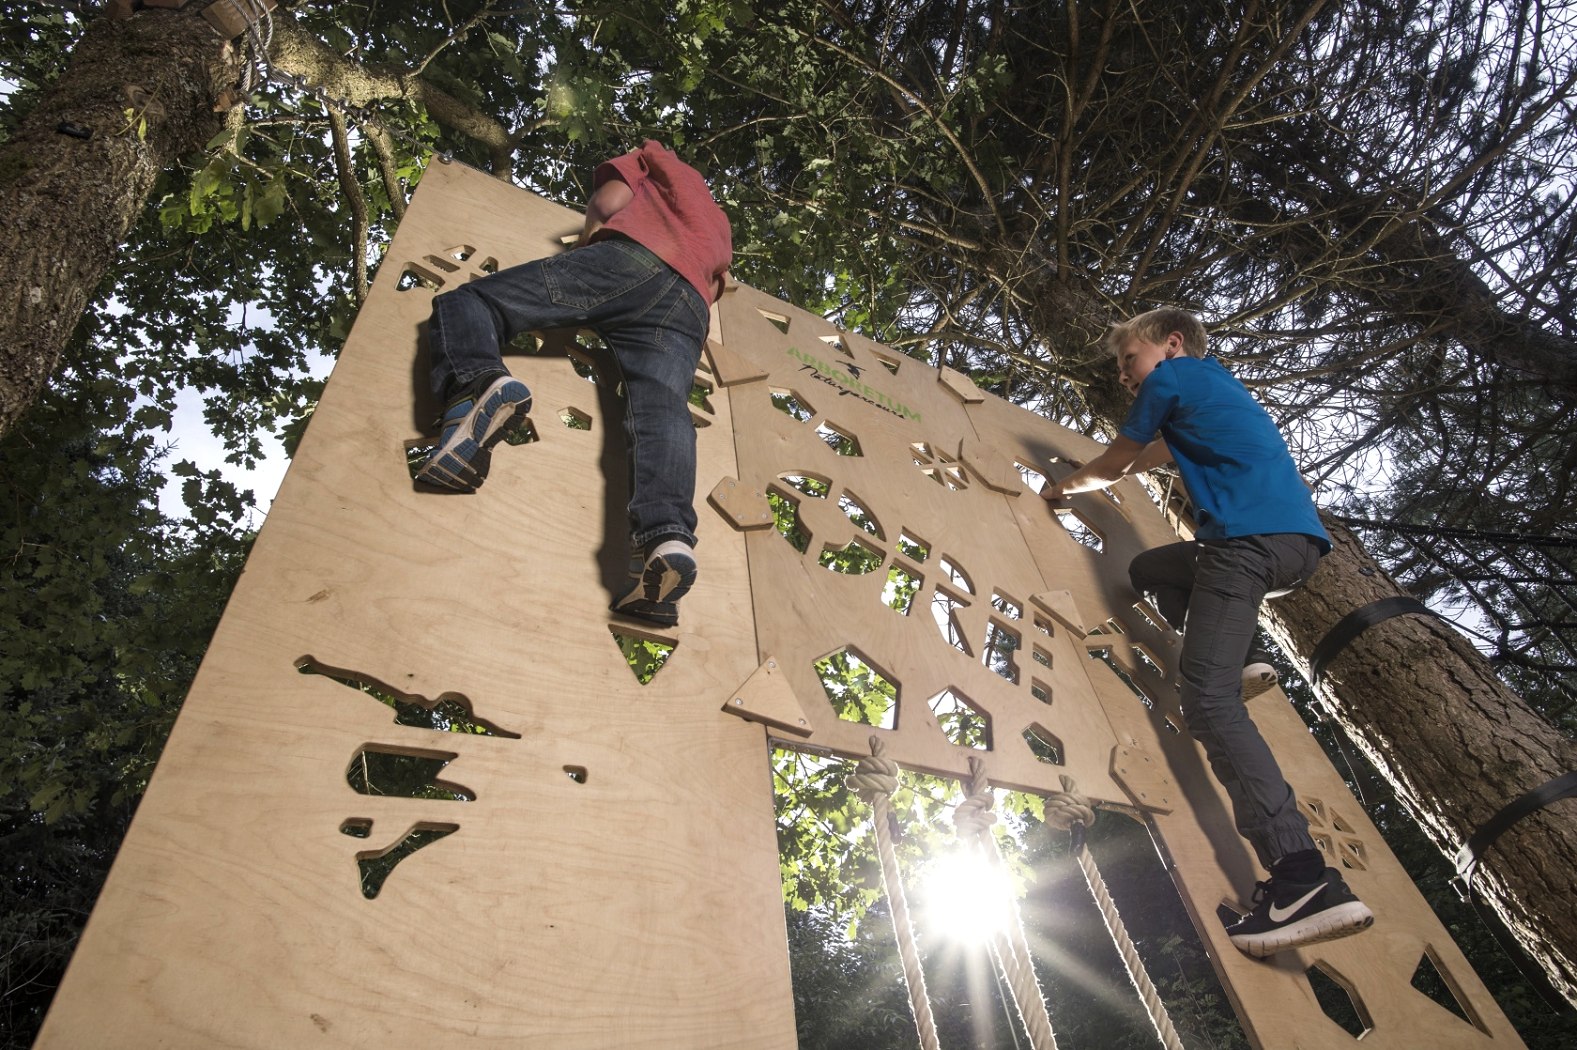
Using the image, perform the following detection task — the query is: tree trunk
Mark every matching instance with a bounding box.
[0,7,238,439]
[1263,517,1577,1005]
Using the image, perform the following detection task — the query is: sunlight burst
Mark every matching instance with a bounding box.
[919,849,1016,944]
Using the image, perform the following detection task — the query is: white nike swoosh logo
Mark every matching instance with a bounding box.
[1268,884,1326,922]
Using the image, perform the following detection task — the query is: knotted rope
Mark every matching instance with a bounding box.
[955,757,1059,1050]
[846,736,940,1050]
[1046,775,1184,1050]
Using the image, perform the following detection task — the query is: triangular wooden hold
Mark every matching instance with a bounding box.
[722,656,816,737]
[703,337,770,387]
[709,476,776,531]
[958,436,1022,495]
[938,364,985,403]
[1110,745,1175,813]
[1029,589,1088,637]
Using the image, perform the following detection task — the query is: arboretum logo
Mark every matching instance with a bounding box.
[785,346,920,423]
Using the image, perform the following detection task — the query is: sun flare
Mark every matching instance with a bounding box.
[919,850,1016,944]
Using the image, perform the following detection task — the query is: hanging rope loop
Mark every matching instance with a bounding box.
[1049,774,1184,1050]
[845,736,941,1050]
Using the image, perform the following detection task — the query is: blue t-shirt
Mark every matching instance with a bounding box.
[1119,356,1330,552]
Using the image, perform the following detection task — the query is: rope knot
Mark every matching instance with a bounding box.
[845,736,900,800]
[1044,774,1096,832]
[953,756,998,836]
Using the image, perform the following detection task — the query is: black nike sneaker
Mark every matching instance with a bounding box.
[1227,867,1374,957]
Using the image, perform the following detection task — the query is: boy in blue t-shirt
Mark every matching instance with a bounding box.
[1042,307,1373,957]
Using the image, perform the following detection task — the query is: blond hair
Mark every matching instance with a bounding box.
[1106,307,1208,359]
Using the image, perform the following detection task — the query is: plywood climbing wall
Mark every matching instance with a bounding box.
[39,161,1524,1049]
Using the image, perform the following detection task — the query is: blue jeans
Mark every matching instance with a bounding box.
[427,237,709,550]
[1129,534,1324,868]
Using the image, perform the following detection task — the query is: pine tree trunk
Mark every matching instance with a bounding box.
[1264,517,1577,1005]
[0,7,238,438]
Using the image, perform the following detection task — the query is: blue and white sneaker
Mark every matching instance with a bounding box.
[415,375,532,492]
[1227,867,1374,957]
[610,540,698,627]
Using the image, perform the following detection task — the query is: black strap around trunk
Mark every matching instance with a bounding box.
[1309,596,1437,680]
[1449,772,1577,1013]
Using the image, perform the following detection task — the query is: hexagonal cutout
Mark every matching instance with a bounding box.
[559,406,593,431]
[815,420,863,457]
[1305,962,1371,1039]
[1023,724,1064,765]
[502,419,540,446]
[567,345,602,384]
[770,388,814,422]
[757,308,791,334]
[927,687,990,749]
[815,647,898,729]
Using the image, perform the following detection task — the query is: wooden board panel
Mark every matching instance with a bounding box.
[38,160,792,1049]
[40,160,1524,1049]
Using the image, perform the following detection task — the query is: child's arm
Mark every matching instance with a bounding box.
[1041,438,1170,500]
[1129,438,1174,473]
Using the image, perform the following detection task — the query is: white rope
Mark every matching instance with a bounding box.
[955,757,1059,1050]
[1044,775,1186,1050]
[846,737,941,1050]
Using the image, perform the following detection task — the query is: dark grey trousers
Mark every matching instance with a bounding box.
[1128,534,1324,869]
